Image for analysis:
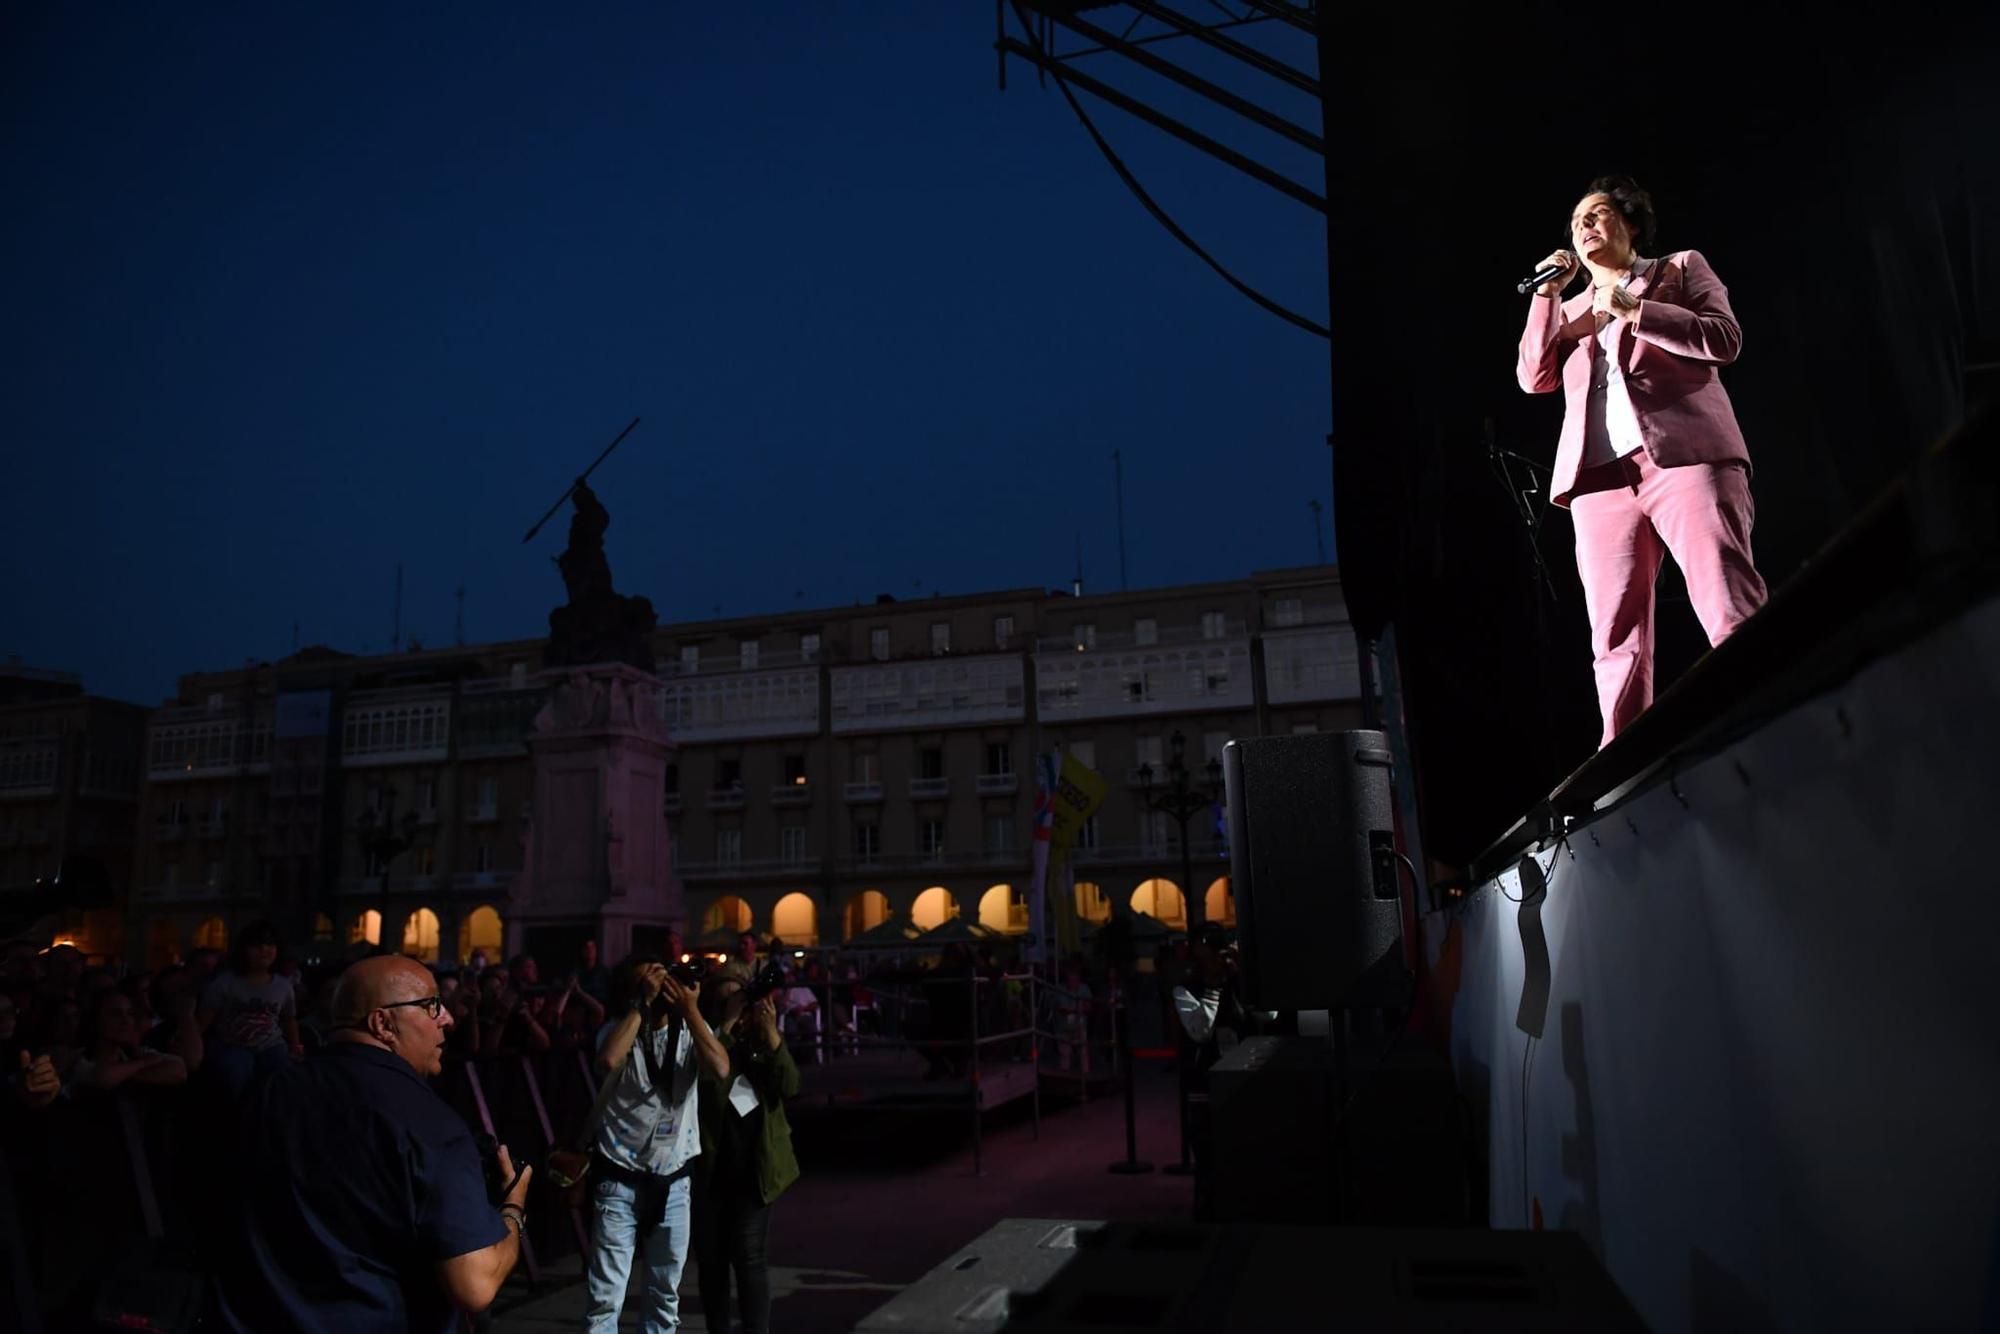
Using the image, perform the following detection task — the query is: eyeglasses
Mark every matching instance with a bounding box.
[378,995,446,1021]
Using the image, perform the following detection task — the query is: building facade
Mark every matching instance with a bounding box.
[0,663,149,954]
[116,565,1362,968]
[661,566,1364,950]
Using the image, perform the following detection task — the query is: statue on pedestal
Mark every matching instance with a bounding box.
[545,479,658,672]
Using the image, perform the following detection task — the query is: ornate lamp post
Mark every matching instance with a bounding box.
[355,788,419,955]
[1136,730,1224,932]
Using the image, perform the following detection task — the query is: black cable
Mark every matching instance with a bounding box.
[1520,1028,1537,1225]
[1021,15,1332,340]
[1512,838,1569,1223]
[1495,835,1567,903]
[1318,844,1428,1130]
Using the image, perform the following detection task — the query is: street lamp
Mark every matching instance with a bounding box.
[355,788,419,955]
[1136,730,1224,932]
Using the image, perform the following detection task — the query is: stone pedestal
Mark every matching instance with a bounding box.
[507,663,681,966]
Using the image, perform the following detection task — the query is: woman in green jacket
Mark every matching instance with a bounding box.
[693,961,801,1334]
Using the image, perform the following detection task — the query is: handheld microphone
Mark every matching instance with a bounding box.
[1516,254,1575,295]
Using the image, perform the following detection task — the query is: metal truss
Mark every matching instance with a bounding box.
[997,1,1325,210]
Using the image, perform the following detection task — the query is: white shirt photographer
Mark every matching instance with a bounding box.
[592,1017,700,1177]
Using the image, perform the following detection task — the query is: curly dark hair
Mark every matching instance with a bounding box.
[228,918,284,974]
[1569,174,1658,254]
[609,953,665,1016]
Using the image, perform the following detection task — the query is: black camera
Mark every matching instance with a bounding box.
[744,959,788,1005]
[647,956,710,1020]
[471,1132,525,1205]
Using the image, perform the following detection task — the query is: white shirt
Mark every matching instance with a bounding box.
[1580,255,1655,470]
[593,1016,701,1178]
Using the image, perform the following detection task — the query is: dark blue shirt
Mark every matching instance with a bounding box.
[214,1042,505,1333]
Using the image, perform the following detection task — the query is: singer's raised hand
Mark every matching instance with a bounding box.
[1592,282,1641,323]
[1535,250,1578,297]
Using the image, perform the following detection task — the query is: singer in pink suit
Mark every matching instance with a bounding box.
[1517,175,1768,747]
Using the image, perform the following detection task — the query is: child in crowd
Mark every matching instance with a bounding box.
[72,985,188,1094]
[197,919,301,1096]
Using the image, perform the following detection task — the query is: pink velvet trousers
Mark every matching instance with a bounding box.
[1569,449,1768,746]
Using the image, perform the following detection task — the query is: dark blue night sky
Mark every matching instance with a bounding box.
[3,6,1333,704]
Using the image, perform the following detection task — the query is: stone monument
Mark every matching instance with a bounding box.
[507,483,680,964]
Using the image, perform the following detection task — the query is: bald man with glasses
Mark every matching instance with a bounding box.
[212,955,533,1332]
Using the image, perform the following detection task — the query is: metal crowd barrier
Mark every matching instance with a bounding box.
[774,968,1128,1176]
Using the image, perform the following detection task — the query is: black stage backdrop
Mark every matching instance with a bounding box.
[1319,7,2000,864]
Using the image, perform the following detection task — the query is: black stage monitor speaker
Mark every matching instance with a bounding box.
[1224,730,1401,1010]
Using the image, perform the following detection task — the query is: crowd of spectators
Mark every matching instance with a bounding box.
[0,911,1214,1328]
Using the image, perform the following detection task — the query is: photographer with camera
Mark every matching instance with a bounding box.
[581,953,730,1333]
[692,960,800,1334]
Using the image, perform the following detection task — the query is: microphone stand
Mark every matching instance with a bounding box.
[1484,419,1560,603]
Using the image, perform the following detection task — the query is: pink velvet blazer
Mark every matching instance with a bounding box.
[1516,248,1751,507]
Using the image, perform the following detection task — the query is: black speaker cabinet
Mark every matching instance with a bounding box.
[1223,730,1401,1011]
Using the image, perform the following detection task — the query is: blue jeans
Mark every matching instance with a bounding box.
[208,1041,289,1098]
[586,1168,693,1333]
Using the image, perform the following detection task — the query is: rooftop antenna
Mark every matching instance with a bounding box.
[1309,499,1327,563]
[1113,449,1128,590]
[455,586,466,646]
[392,563,403,653]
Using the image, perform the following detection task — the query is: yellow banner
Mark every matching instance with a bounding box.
[1048,752,1108,857]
